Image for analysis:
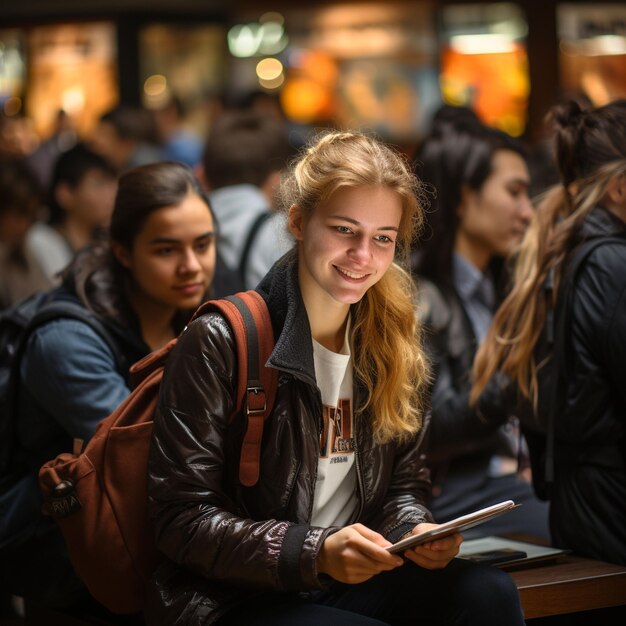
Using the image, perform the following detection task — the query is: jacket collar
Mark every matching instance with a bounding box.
[257,248,318,386]
[577,205,626,242]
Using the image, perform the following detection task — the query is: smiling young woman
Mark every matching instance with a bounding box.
[288,185,402,354]
[145,131,526,626]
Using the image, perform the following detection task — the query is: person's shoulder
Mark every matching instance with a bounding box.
[588,237,626,263]
[415,277,452,330]
[257,211,288,239]
[26,222,65,247]
[578,237,626,288]
[21,316,119,386]
[178,310,236,350]
[572,238,626,329]
[28,316,110,354]
[168,310,238,381]
[248,212,293,260]
[25,223,73,280]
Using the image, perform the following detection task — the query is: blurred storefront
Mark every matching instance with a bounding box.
[139,22,226,139]
[0,0,228,148]
[438,3,529,137]
[224,0,626,143]
[1,0,625,147]
[558,3,626,105]
[0,22,118,139]
[256,3,439,142]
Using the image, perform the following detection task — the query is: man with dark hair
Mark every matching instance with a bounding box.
[90,105,162,172]
[27,143,118,281]
[201,109,294,290]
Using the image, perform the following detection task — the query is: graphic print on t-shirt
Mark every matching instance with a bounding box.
[311,320,357,527]
[320,398,354,460]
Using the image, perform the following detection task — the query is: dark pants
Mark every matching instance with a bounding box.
[218,558,525,626]
[430,468,550,541]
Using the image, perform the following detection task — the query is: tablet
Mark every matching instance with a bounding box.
[387,500,519,554]
[458,536,569,569]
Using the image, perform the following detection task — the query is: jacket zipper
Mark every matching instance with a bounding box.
[353,422,365,522]
[306,386,324,523]
[271,371,321,522]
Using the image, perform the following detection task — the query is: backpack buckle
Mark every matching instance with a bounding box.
[246,386,267,416]
[50,479,82,518]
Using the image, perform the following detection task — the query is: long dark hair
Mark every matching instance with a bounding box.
[414,109,527,288]
[70,161,214,331]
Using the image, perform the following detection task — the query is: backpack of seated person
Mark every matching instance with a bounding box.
[0,289,122,553]
[211,212,272,297]
[525,236,626,501]
[38,291,278,615]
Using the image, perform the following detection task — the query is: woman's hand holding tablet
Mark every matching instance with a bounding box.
[387,500,519,554]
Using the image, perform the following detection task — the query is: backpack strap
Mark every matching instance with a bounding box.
[543,235,626,489]
[238,212,272,287]
[190,291,277,487]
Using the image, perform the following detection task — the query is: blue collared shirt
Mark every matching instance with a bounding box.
[452,253,495,343]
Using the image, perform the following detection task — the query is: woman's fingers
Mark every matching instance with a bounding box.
[318,524,404,583]
[403,531,463,570]
[347,524,404,565]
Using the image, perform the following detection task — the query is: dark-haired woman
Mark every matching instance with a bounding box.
[3,161,216,617]
[472,99,626,565]
[413,109,550,540]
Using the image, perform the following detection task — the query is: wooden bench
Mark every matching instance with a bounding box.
[4,553,625,624]
[507,554,626,619]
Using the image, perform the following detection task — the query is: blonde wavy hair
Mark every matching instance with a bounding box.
[279,131,429,443]
[471,99,626,407]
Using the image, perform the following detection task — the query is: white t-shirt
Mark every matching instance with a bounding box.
[311,321,357,527]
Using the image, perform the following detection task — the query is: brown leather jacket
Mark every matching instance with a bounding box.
[146,251,433,625]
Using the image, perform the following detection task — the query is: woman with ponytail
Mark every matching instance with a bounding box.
[146,131,525,625]
[472,99,626,565]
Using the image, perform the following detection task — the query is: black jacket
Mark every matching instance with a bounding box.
[416,278,513,486]
[535,206,626,564]
[146,251,432,625]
